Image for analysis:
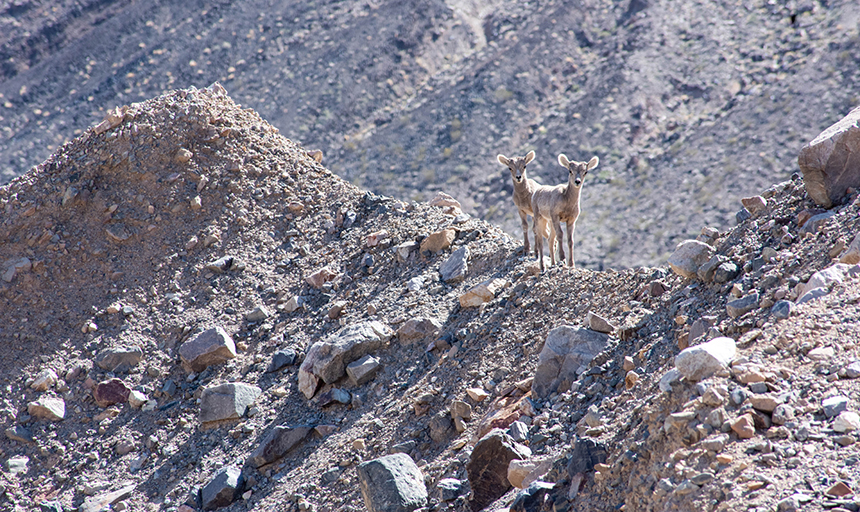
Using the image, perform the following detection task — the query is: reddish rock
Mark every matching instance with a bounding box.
[179,326,237,373]
[731,414,756,439]
[93,378,131,408]
[306,266,337,289]
[420,229,456,254]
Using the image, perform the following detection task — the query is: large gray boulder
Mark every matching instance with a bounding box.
[179,327,237,372]
[532,326,610,398]
[356,453,428,512]
[247,425,313,468]
[298,321,392,398]
[199,383,261,424]
[199,466,244,510]
[799,105,860,208]
[466,429,531,511]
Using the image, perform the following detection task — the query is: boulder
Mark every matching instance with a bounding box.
[356,453,428,512]
[95,346,143,372]
[397,317,443,344]
[92,378,131,408]
[247,425,313,468]
[459,278,506,308]
[726,292,759,318]
[298,321,392,398]
[509,481,556,512]
[440,247,469,283]
[199,383,262,424]
[266,349,297,373]
[179,327,237,372]
[833,411,860,433]
[586,312,615,333]
[347,355,382,386]
[199,466,244,510]
[674,337,737,381]
[532,326,610,398]
[507,456,554,489]
[796,263,858,300]
[466,429,531,511]
[566,437,608,475]
[668,240,715,279]
[798,105,860,208]
[823,395,850,418]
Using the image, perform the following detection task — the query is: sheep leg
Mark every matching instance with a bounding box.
[551,216,564,267]
[518,209,531,256]
[567,221,575,268]
[534,212,546,271]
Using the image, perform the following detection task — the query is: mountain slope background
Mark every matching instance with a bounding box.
[1,0,859,269]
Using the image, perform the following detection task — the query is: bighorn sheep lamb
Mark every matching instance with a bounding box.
[498,150,549,257]
[531,154,599,271]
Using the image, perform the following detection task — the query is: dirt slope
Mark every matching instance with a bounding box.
[1,86,859,512]
[1,0,859,269]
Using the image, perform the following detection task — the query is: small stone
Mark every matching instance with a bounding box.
[668,240,716,279]
[622,356,635,371]
[30,369,58,391]
[5,455,29,474]
[771,300,792,319]
[190,196,202,211]
[731,414,756,439]
[199,383,262,423]
[624,371,639,390]
[509,421,529,443]
[95,346,143,372]
[306,266,337,289]
[245,305,271,323]
[713,262,740,283]
[823,396,850,418]
[346,355,382,386]
[5,426,35,444]
[808,346,835,360]
[825,482,854,498]
[507,457,554,489]
[450,400,472,421]
[27,396,65,421]
[317,388,351,407]
[701,434,729,452]
[267,349,297,373]
[674,337,737,381]
[397,317,443,344]
[128,390,148,408]
[750,394,778,412]
[741,196,767,215]
[846,360,860,379]
[205,256,242,273]
[284,296,305,313]
[459,278,506,308]
[439,246,469,284]
[586,312,615,333]
[726,292,759,318]
[466,388,489,402]
[366,230,389,247]
[833,411,860,433]
[92,379,131,408]
[248,425,313,468]
[437,478,465,502]
[420,229,456,254]
[772,404,795,426]
[467,430,531,511]
[327,300,347,319]
[179,327,237,372]
[176,148,193,163]
[797,287,828,304]
[395,241,418,263]
[199,466,244,510]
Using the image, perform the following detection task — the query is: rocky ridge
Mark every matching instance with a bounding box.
[0,86,859,512]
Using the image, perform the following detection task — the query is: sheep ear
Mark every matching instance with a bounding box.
[498,154,510,166]
[307,150,323,163]
[524,150,535,164]
[587,156,599,170]
[558,154,570,168]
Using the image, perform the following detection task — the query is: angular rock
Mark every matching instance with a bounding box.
[726,292,759,318]
[95,346,143,372]
[823,395,850,418]
[847,360,860,379]
[78,482,136,512]
[701,434,729,452]
[420,229,456,254]
[248,425,313,468]
[440,246,469,283]
[2,257,32,283]
[697,255,727,282]
[5,426,34,444]
[668,240,715,279]
[840,233,860,264]
[689,316,717,342]
[750,394,778,413]
[245,305,271,323]
[800,210,837,235]
[428,412,454,442]
[741,196,767,215]
[179,327,237,372]
[459,278,506,308]
[509,481,555,512]
[437,478,466,502]
[798,105,860,208]
[731,414,756,439]
[797,287,828,305]
[5,455,28,474]
[30,369,58,391]
[796,263,856,298]
[199,383,262,423]
[713,262,740,283]
[357,453,428,512]
[674,337,736,381]
[27,396,65,421]
[450,400,472,421]
[200,466,244,510]
[93,378,131,408]
[397,317,443,344]
[567,436,608,475]
[659,368,682,392]
[317,388,351,407]
[395,241,419,263]
[586,312,615,333]
[466,429,531,511]
[128,390,148,408]
[833,411,860,433]
[346,354,382,386]
[772,404,795,426]
[266,349,297,373]
[298,321,392,398]
[532,326,610,398]
[205,256,243,273]
[771,300,792,319]
[507,456,554,489]
[306,266,337,289]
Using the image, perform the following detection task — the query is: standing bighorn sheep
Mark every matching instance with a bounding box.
[531,154,599,271]
[498,150,549,257]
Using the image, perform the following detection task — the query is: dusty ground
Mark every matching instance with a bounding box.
[1,0,859,269]
[0,87,859,512]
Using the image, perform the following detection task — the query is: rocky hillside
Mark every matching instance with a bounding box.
[1,86,859,512]
[1,0,859,269]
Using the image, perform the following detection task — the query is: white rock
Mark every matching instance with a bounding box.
[674,337,737,381]
[833,411,860,433]
[128,390,149,408]
[30,369,58,391]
